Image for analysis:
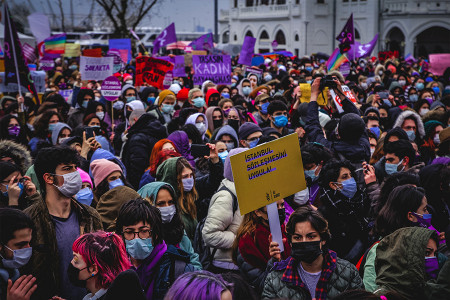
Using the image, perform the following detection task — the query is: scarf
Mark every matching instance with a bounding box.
[132,241,167,300]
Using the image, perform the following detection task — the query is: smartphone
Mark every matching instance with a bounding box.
[377,91,389,100]
[84,127,99,139]
[190,144,210,158]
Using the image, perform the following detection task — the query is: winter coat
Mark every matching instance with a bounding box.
[97,270,146,300]
[0,139,32,175]
[236,250,276,294]
[375,227,450,300]
[122,113,167,189]
[392,110,425,141]
[22,196,103,299]
[215,125,239,147]
[305,100,371,163]
[185,113,208,140]
[262,250,363,299]
[0,264,20,300]
[202,179,243,267]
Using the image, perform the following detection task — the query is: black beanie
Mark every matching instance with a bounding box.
[0,161,21,182]
[338,113,365,142]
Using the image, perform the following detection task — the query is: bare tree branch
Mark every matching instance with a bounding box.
[132,0,158,29]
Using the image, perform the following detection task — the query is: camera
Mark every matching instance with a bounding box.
[319,75,337,91]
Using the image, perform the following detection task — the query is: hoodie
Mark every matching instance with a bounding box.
[237,78,251,100]
[121,84,141,101]
[215,125,239,147]
[205,106,223,134]
[167,131,195,168]
[185,113,208,140]
[0,139,32,175]
[51,122,71,145]
[392,110,425,139]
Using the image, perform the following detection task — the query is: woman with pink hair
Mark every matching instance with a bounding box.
[68,231,145,300]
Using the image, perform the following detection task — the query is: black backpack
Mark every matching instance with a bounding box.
[193,185,238,270]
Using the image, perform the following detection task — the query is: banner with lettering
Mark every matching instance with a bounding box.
[192,55,231,85]
[135,56,174,89]
[79,56,114,80]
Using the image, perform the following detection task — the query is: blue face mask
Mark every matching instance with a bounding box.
[304,166,318,181]
[409,94,418,102]
[335,177,357,199]
[406,130,416,141]
[109,178,124,190]
[382,99,392,107]
[161,104,175,114]
[273,115,288,128]
[248,138,260,149]
[192,97,205,108]
[218,150,229,162]
[82,100,89,108]
[221,92,230,99]
[432,86,440,95]
[126,96,136,103]
[2,182,24,198]
[125,238,153,260]
[385,158,404,175]
[260,102,270,115]
[305,66,313,72]
[48,123,57,132]
[75,187,94,206]
[147,97,156,104]
[369,126,381,139]
[415,82,424,90]
[242,86,251,96]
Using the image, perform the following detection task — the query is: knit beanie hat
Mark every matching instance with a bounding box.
[91,159,122,187]
[338,113,365,142]
[77,167,93,188]
[364,106,380,118]
[158,90,175,106]
[238,122,262,140]
[177,88,190,101]
[424,120,444,139]
[224,147,249,182]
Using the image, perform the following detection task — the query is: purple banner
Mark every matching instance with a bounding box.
[40,56,55,71]
[173,56,186,77]
[153,23,177,55]
[193,55,231,85]
[108,39,132,62]
[189,33,214,51]
[346,34,378,61]
[59,89,73,102]
[238,36,256,66]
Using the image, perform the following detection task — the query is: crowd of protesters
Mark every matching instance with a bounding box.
[0,52,450,300]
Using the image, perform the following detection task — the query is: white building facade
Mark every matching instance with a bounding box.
[219,0,450,57]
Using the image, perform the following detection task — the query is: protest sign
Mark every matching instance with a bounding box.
[238,36,256,65]
[106,49,123,73]
[0,71,45,93]
[230,133,306,216]
[429,54,450,75]
[330,85,358,113]
[339,62,351,77]
[267,202,284,252]
[244,66,263,80]
[59,89,73,103]
[39,56,54,71]
[82,48,102,57]
[298,83,328,106]
[163,71,173,89]
[80,56,114,80]
[64,43,81,57]
[173,56,186,77]
[109,39,132,62]
[192,55,231,85]
[251,56,264,67]
[378,51,399,61]
[101,76,122,101]
[135,56,174,89]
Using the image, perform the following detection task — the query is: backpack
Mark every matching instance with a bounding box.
[193,185,238,270]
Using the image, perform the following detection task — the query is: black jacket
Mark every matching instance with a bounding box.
[122,113,167,189]
[99,270,145,300]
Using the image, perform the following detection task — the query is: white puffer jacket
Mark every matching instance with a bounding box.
[202,178,243,266]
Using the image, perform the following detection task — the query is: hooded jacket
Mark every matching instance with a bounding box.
[122,113,167,189]
[205,106,223,135]
[185,113,208,140]
[375,227,450,299]
[51,122,71,145]
[90,148,127,179]
[215,125,239,148]
[237,78,252,100]
[392,110,425,139]
[0,139,32,175]
[167,131,195,167]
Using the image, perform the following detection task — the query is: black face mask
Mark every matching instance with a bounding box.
[67,263,90,288]
[213,119,223,130]
[278,208,286,225]
[126,110,132,119]
[227,119,240,133]
[291,241,322,263]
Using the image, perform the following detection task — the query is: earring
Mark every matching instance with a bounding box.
[91,273,95,277]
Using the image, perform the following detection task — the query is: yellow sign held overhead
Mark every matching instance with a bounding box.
[299,83,328,106]
[230,133,306,216]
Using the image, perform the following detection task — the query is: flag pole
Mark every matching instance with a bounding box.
[6,4,23,99]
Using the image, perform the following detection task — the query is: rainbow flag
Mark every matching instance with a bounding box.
[44,34,66,54]
[326,48,349,71]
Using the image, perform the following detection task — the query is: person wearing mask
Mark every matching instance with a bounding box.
[205,89,221,107]
[23,145,102,299]
[253,93,272,128]
[29,111,62,157]
[420,120,445,164]
[374,227,450,299]
[90,158,133,201]
[267,100,292,137]
[67,89,94,129]
[121,113,168,189]
[205,106,224,137]
[381,139,416,180]
[232,200,291,293]
[0,115,29,146]
[262,207,363,299]
[138,182,202,270]
[0,162,38,210]
[414,98,431,117]
[116,198,194,300]
[0,208,37,300]
[68,231,145,300]
[238,123,263,149]
[167,131,195,167]
[75,167,95,207]
[216,125,239,152]
[394,111,425,145]
[226,107,244,133]
[187,88,206,113]
[202,148,246,274]
[50,122,72,146]
[148,90,176,125]
[185,113,208,142]
[237,78,252,101]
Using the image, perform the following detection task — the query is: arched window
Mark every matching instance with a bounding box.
[355,28,361,40]
[234,34,237,41]
[222,31,229,44]
[245,30,254,38]
[246,0,254,7]
[260,30,269,41]
[275,30,286,45]
[294,34,299,41]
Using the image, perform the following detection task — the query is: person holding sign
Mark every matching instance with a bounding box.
[262,207,363,300]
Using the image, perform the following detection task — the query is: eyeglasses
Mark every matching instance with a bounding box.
[122,228,151,240]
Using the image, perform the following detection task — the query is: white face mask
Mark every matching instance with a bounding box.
[195,122,206,135]
[433,134,440,145]
[293,188,309,206]
[96,111,105,120]
[158,205,176,223]
[420,108,430,116]
[52,171,82,197]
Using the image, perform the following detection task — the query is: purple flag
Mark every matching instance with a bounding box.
[346,34,378,61]
[153,23,177,55]
[238,36,256,66]
[336,13,354,45]
[3,3,39,104]
[189,33,214,51]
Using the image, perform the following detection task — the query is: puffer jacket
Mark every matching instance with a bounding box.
[0,139,32,175]
[262,250,363,299]
[236,250,276,294]
[392,110,425,140]
[202,178,243,267]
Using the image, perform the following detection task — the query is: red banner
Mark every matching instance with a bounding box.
[135,56,174,89]
[378,51,399,62]
[82,48,102,57]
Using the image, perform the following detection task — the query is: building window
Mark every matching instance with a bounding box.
[317,0,325,3]
[234,34,237,41]
[275,30,286,45]
[234,0,238,7]
[295,34,299,41]
[245,30,254,38]
[260,30,269,40]
[343,0,348,2]
[261,0,270,5]
[222,31,230,44]
[296,0,300,4]
[276,0,286,4]
[246,0,254,7]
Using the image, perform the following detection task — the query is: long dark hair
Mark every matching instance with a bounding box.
[0,115,29,145]
[33,111,62,139]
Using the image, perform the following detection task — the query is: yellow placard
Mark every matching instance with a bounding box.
[299,83,328,106]
[0,58,4,72]
[64,43,81,57]
[230,133,306,215]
